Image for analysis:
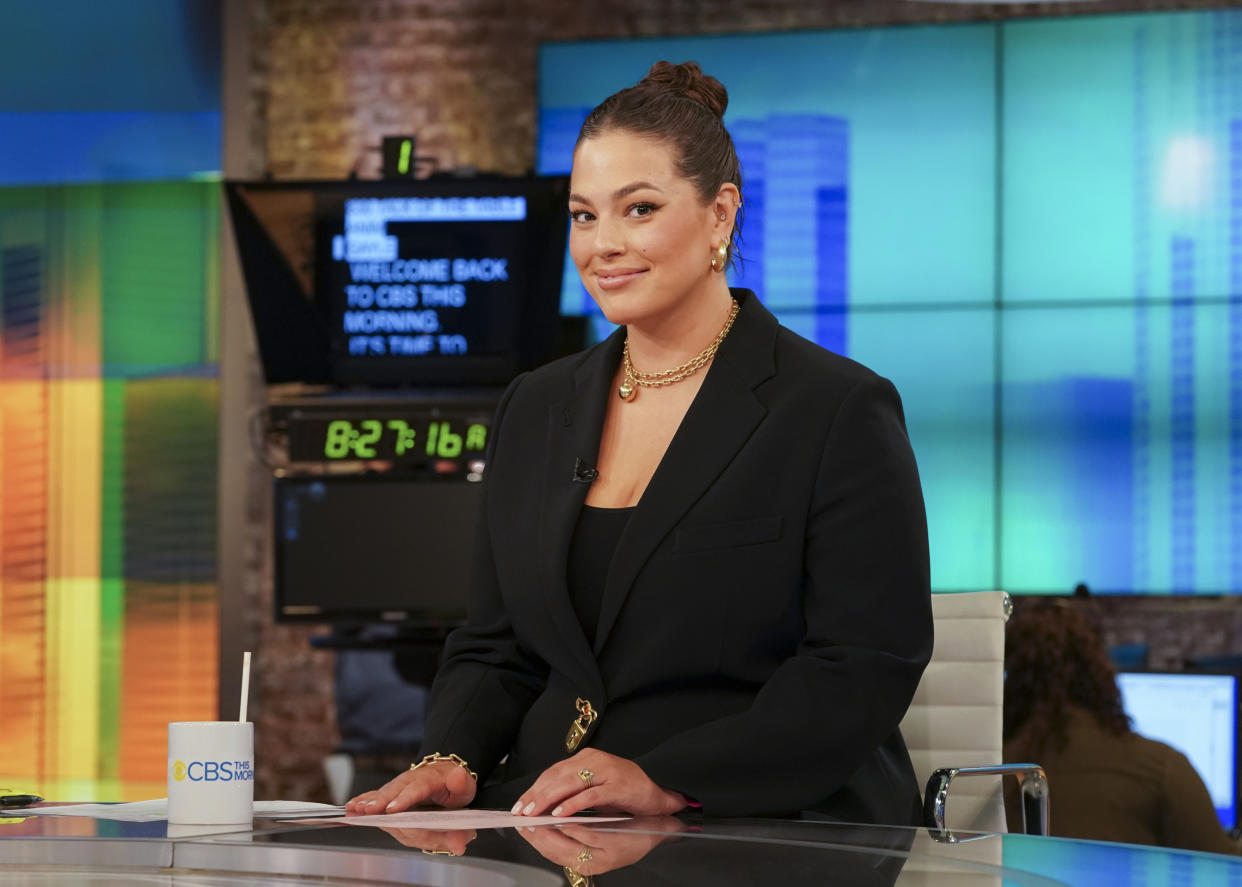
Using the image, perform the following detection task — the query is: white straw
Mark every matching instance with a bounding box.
[239,651,252,723]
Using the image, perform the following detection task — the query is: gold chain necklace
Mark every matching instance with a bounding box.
[618,299,740,402]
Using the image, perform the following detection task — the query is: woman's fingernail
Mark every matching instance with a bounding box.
[551,806,563,817]
[365,800,377,808]
[510,801,523,815]
[523,802,535,816]
[386,802,398,812]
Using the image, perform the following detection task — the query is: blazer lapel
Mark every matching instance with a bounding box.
[537,329,625,696]
[594,291,778,654]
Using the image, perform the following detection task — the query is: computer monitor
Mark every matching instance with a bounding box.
[273,474,482,624]
[1117,671,1239,829]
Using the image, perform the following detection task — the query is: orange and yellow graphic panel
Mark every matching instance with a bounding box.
[0,181,219,801]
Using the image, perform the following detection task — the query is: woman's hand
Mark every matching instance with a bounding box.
[511,749,687,818]
[345,760,477,815]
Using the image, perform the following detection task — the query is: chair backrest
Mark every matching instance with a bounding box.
[900,590,1009,834]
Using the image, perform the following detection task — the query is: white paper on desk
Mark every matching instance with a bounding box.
[4,800,345,822]
[4,801,166,821]
[282,809,630,830]
[252,801,345,819]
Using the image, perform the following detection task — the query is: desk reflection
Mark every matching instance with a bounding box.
[371,815,914,886]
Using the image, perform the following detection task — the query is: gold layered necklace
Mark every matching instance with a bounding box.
[618,299,740,402]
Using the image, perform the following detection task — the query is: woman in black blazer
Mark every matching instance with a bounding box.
[347,61,933,823]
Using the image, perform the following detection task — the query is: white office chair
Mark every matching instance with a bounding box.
[900,590,1048,836]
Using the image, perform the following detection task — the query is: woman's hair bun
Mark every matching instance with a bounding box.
[638,61,728,119]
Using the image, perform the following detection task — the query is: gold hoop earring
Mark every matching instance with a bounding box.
[710,240,729,273]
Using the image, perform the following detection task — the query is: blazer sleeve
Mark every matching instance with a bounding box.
[418,373,550,778]
[633,375,934,815]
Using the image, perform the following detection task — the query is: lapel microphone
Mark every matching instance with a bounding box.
[572,458,599,484]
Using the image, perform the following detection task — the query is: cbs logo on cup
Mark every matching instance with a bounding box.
[167,722,254,825]
[172,758,254,784]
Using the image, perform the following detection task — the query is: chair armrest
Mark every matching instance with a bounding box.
[923,763,1049,836]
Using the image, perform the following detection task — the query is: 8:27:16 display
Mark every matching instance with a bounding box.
[322,419,487,460]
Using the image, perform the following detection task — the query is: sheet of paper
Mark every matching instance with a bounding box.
[281,809,630,830]
[254,801,347,819]
[5,801,169,821]
[2,800,344,822]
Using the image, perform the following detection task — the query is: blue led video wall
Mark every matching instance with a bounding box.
[0,0,220,184]
[538,10,1242,595]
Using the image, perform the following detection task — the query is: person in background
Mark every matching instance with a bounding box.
[1003,600,1239,854]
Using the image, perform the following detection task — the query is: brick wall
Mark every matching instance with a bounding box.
[251,0,1230,180]
[236,0,1240,800]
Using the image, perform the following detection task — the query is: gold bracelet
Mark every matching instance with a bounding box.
[410,752,478,782]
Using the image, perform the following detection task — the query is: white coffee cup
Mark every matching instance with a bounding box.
[167,721,255,825]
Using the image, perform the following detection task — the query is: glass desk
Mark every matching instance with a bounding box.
[2,810,1241,886]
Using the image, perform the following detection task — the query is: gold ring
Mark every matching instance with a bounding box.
[576,846,593,863]
[577,768,594,788]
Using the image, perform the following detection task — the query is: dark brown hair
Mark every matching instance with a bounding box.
[1003,600,1132,754]
[576,61,744,268]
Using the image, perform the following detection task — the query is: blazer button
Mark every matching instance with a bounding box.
[565,697,598,752]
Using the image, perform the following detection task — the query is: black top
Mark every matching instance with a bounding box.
[566,504,634,646]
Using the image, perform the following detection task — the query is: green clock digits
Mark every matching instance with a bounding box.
[321,418,487,460]
[324,419,382,458]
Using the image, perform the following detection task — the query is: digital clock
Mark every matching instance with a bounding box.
[286,413,491,463]
[321,418,486,460]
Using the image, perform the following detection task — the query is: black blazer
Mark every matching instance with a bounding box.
[420,289,933,823]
